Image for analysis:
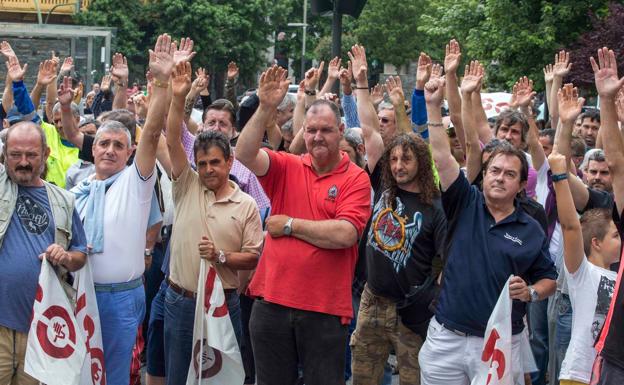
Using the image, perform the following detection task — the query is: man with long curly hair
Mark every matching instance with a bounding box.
[350,133,447,384]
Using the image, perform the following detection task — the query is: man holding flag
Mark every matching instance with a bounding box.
[420,70,557,385]
[0,120,87,384]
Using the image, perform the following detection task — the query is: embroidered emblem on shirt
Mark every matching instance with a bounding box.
[368,192,423,272]
[327,185,338,201]
[504,232,523,245]
[16,194,50,235]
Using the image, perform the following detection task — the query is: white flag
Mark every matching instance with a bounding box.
[471,275,513,385]
[186,259,245,385]
[25,257,87,385]
[74,258,107,385]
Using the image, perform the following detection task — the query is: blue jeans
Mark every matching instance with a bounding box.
[96,283,145,385]
[146,280,167,376]
[553,293,572,384]
[528,298,549,385]
[163,286,242,385]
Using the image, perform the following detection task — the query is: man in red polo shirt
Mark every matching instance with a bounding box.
[236,65,371,385]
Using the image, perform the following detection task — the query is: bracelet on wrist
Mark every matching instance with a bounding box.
[304,89,317,96]
[354,86,369,90]
[427,122,444,127]
[152,78,169,89]
[551,173,568,182]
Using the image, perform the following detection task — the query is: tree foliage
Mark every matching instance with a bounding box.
[568,2,624,88]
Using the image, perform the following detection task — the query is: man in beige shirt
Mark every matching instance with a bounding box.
[163,61,263,385]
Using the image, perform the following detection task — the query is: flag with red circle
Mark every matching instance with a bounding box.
[186,259,245,384]
[25,257,86,385]
[471,275,513,385]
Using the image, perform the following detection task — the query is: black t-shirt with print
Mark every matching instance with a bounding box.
[365,165,447,326]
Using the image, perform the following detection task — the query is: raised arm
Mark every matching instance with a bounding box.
[549,151,585,273]
[339,61,360,128]
[303,62,323,107]
[349,44,384,172]
[184,67,208,134]
[426,76,459,189]
[591,47,624,215]
[515,76,545,171]
[1,42,16,112]
[445,39,465,152]
[550,50,571,129]
[554,83,585,171]
[288,81,307,155]
[57,77,84,148]
[386,75,411,135]
[543,64,554,120]
[236,66,290,176]
[31,60,57,110]
[225,61,239,110]
[471,86,493,144]
[411,53,432,135]
[461,61,485,183]
[136,34,177,178]
[319,56,341,97]
[111,53,129,110]
[167,61,192,178]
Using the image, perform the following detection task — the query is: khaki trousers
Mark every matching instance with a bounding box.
[0,325,37,385]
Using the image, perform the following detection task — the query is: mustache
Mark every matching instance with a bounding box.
[15,165,33,172]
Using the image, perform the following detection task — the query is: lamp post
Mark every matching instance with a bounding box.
[287,0,308,81]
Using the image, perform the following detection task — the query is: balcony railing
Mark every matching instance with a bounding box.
[0,0,90,14]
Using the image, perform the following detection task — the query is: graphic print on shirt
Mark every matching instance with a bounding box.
[591,275,616,340]
[368,192,422,273]
[16,194,50,235]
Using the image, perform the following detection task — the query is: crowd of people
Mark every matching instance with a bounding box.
[0,31,623,385]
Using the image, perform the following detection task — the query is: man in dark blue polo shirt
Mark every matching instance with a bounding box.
[418,74,557,385]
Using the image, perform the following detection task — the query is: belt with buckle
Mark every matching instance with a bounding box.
[167,278,236,299]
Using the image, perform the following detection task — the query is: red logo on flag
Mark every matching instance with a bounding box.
[204,268,228,317]
[36,305,77,359]
[481,328,506,385]
[193,339,223,378]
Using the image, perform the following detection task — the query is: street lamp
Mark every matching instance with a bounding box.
[287,0,308,81]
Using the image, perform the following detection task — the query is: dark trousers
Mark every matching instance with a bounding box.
[249,299,348,385]
[592,356,624,385]
[240,294,256,384]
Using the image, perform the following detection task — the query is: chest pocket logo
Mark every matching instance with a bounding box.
[327,185,338,201]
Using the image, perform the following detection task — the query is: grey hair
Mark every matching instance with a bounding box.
[378,101,394,112]
[280,118,293,134]
[277,93,296,112]
[343,128,363,147]
[94,120,132,147]
[306,99,342,127]
[581,148,606,171]
[52,102,80,118]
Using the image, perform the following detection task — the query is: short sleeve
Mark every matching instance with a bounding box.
[432,204,448,263]
[335,170,372,238]
[240,203,264,256]
[147,191,163,227]
[257,149,288,199]
[565,254,589,283]
[583,188,614,213]
[441,171,475,221]
[525,237,558,284]
[172,163,198,203]
[68,209,88,254]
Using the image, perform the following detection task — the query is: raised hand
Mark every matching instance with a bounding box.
[304,61,323,91]
[386,76,405,106]
[110,53,129,84]
[227,61,239,81]
[460,60,484,94]
[100,74,112,92]
[425,77,445,106]
[173,37,196,65]
[50,50,60,66]
[57,76,75,106]
[339,61,353,91]
[590,47,624,99]
[444,39,461,74]
[370,83,385,106]
[557,83,585,124]
[515,76,536,109]
[37,60,58,85]
[348,44,368,85]
[543,64,554,83]
[5,56,27,81]
[149,34,175,82]
[327,56,342,80]
[547,151,567,175]
[616,88,624,122]
[133,94,148,119]
[192,67,209,92]
[257,65,291,109]
[553,50,571,78]
[296,80,306,103]
[60,57,73,73]
[0,41,16,59]
[415,52,432,89]
[430,63,444,80]
[171,61,192,97]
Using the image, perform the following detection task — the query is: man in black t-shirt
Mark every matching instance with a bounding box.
[350,133,446,385]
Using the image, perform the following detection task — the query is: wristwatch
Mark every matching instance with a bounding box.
[528,286,539,302]
[217,250,227,265]
[283,217,294,236]
[144,249,152,258]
